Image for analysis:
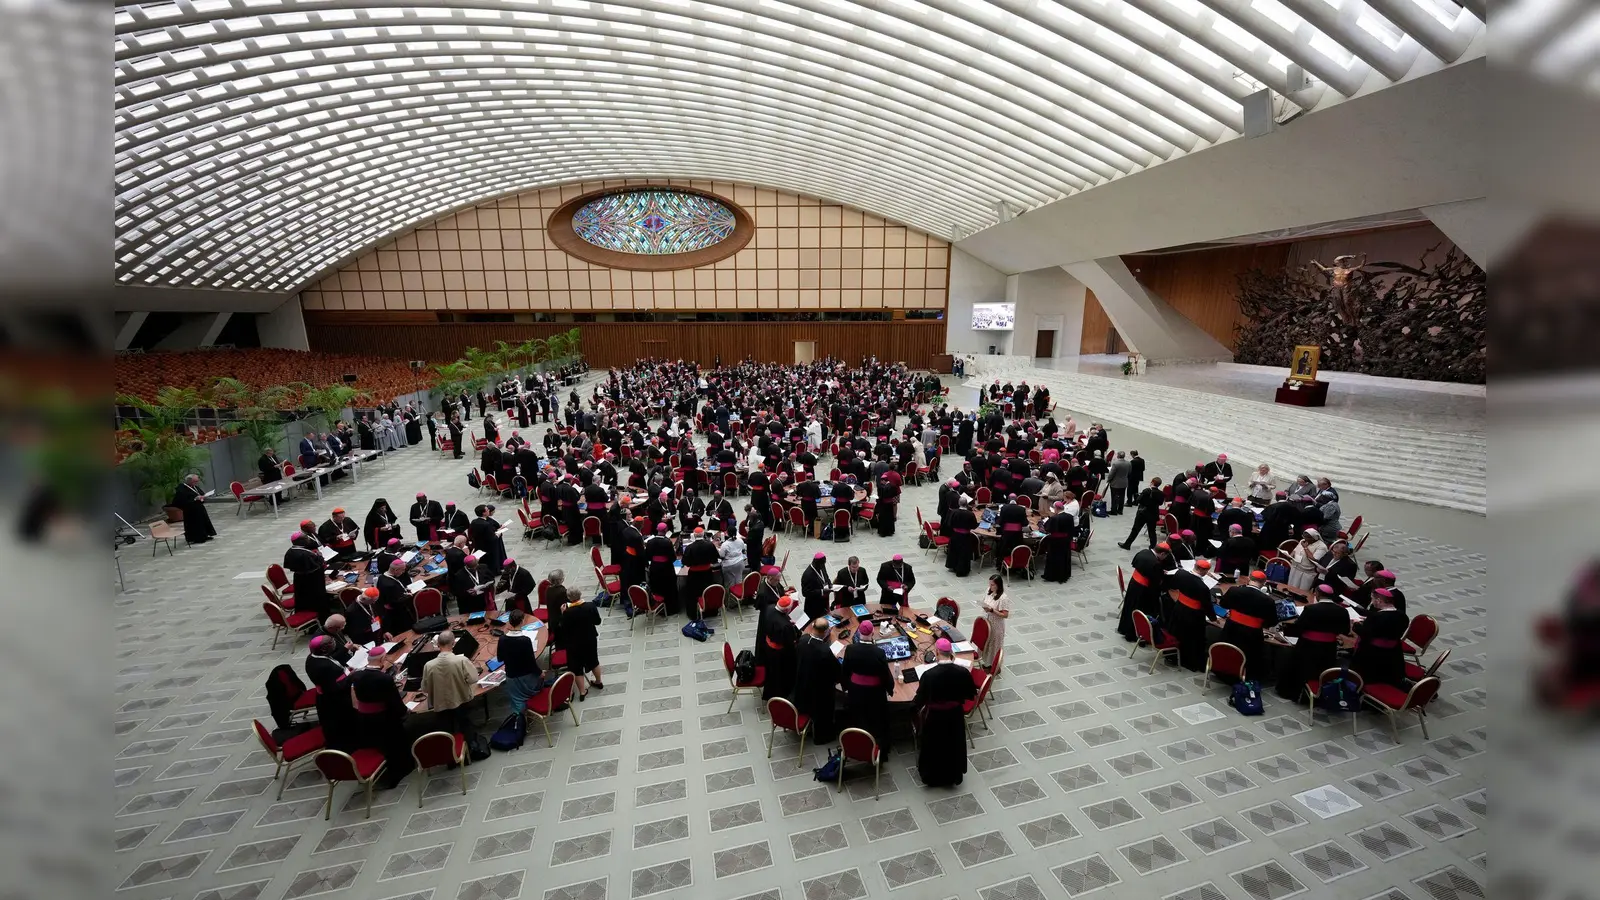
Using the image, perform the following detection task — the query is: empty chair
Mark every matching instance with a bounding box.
[409,732,468,806]
[1401,614,1439,665]
[1204,642,1247,690]
[1003,544,1033,580]
[582,516,603,546]
[413,588,443,619]
[699,583,727,620]
[766,697,811,760]
[1130,610,1180,673]
[253,719,324,800]
[1305,667,1363,731]
[832,507,852,542]
[787,505,807,535]
[524,671,581,747]
[590,545,620,577]
[1360,676,1442,741]
[837,727,882,799]
[263,598,318,650]
[963,670,994,747]
[312,748,387,820]
[1403,647,1451,683]
[232,481,270,516]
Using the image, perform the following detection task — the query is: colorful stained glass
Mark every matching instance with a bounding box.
[572,190,737,255]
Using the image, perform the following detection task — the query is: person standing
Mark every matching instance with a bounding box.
[800,552,832,620]
[1118,477,1164,550]
[497,609,543,713]
[912,638,978,788]
[1214,571,1278,679]
[283,532,332,621]
[1117,543,1171,640]
[1107,451,1131,515]
[1164,561,1213,672]
[979,574,1010,669]
[757,596,800,700]
[409,492,445,542]
[1288,529,1329,591]
[419,630,479,734]
[833,556,870,607]
[1247,464,1275,505]
[680,528,719,620]
[876,554,915,607]
[170,474,217,545]
[1039,500,1074,582]
[944,496,978,578]
[1273,592,1352,699]
[1345,588,1410,688]
[840,620,894,757]
[559,585,605,701]
[790,619,840,742]
[448,415,465,459]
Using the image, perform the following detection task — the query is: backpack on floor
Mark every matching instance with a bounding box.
[813,748,843,782]
[488,713,525,751]
[467,733,492,761]
[1092,500,1108,518]
[1229,680,1265,716]
[682,620,710,642]
[1316,667,1361,714]
[733,650,757,683]
[467,470,481,489]
[593,587,612,608]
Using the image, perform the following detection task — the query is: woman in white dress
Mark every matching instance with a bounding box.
[1288,529,1329,591]
[979,573,1011,669]
[1248,464,1276,505]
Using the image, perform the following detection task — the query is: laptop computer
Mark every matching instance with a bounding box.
[876,636,914,661]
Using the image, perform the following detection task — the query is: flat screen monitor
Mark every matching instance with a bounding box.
[971,303,1015,330]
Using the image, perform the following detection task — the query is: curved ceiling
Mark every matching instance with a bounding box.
[113,0,1484,294]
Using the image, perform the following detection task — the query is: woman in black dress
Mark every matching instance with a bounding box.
[404,409,423,445]
[558,585,605,700]
[363,498,402,549]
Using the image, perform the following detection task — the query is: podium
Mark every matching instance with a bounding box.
[1275,380,1328,407]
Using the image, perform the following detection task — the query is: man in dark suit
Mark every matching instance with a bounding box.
[409,492,445,542]
[1119,477,1164,550]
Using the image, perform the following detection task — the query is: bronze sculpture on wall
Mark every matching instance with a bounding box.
[1309,253,1368,324]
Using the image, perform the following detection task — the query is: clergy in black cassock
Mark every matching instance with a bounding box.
[170,475,217,545]
[944,501,978,578]
[876,555,915,607]
[800,553,832,620]
[840,622,894,758]
[1164,563,1214,672]
[284,535,332,622]
[790,621,840,742]
[757,597,799,700]
[1040,503,1075,583]
[409,493,445,542]
[1117,545,1171,640]
[912,643,977,787]
[1273,597,1351,699]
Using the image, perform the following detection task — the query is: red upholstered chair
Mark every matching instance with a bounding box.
[787,505,807,535]
[591,546,621,578]
[837,727,882,798]
[904,460,920,486]
[232,481,269,516]
[266,563,294,602]
[769,500,785,526]
[253,719,324,800]
[974,486,992,506]
[1003,544,1033,580]
[593,566,621,597]
[524,671,581,747]
[1117,566,1126,594]
[582,516,603,546]
[984,647,1005,679]
[413,588,443,620]
[263,598,318,649]
[1305,667,1364,730]
[766,697,811,760]
[723,641,766,713]
[922,521,949,559]
[970,616,990,656]
[1130,610,1179,673]
[1340,515,1364,540]
[269,665,320,722]
[832,508,852,541]
[1162,513,1181,538]
[699,583,726,621]
[410,732,468,806]
[724,471,740,496]
[1360,677,1442,741]
[313,748,387,820]
[964,671,994,746]
[729,571,759,616]
[1204,642,1247,690]
[1404,647,1451,684]
[1401,615,1439,666]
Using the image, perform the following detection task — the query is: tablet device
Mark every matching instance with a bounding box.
[486,658,503,672]
[467,611,487,624]
[851,604,870,618]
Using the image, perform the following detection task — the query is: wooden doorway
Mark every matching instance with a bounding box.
[794,340,817,364]
[1034,330,1056,358]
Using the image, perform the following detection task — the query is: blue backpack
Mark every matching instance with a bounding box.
[1316,668,1361,714]
[682,620,713,642]
[488,713,525,751]
[1263,559,1291,583]
[1229,680,1264,716]
[813,748,843,782]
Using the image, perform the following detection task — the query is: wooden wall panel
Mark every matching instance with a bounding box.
[306,318,948,369]
[1122,244,1291,350]
[1080,289,1114,354]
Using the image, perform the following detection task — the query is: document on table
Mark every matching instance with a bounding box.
[347,649,370,670]
[1202,574,1220,589]
[326,581,346,592]
[1180,560,1197,573]
[319,546,338,561]
[949,640,977,654]
[914,663,937,679]
[401,550,418,564]
[477,670,507,687]
[927,616,947,628]
[953,658,973,668]
[406,699,423,711]
[407,580,426,594]
[830,641,846,657]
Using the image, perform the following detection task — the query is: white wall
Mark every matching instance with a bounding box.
[1006,267,1086,360]
[258,295,310,350]
[946,247,1010,356]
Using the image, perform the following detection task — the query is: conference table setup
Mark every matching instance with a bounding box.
[820,601,979,705]
[373,611,548,709]
[239,447,391,518]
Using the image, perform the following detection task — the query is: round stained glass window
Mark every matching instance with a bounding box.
[572,190,738,255]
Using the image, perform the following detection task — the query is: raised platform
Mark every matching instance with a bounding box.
[961,356,1485,515]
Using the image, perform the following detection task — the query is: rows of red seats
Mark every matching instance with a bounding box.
[115,348,430,405]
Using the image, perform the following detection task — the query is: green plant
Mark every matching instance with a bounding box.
[298,383,367,429]
[209,376,289,454]
[978,401,999,419]
[116,387,210,507]
[518,337,548,370]
[430,361,483,399]
[1121,360,1134,375]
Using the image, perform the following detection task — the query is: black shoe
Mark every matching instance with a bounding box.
[590,681,605,690]
[1117,543,1130,550]
[576,691,586,702]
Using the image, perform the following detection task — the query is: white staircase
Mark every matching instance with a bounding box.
[960,360,1485,515]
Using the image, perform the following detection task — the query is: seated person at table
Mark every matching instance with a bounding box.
[450,554,491,614]
[1347,564,1399,609]
[314,614,357,666]
[318,507,359,554]
[840,620,895,758]
[441,502,470,536]
[345,587,388,644]
[348,668,414,790]
[913,637,979,788]
[1273,590,1352,699]
[877,554,915,607]
[1216,524,1258,577]
[1212,571,1278,680]
[792,618,841,742]
[375,558,416,636]
[364,498,402,549]
[419,630,480,733]
[757,595,800,700]
[1217,496,1255,538]
[497,609,544,712]
[305,635,347,690]
[833,556,870,607]
[1314,541,1358,595]
[1345,588,1410,688]
[374,538,404,577]
[258,447,284,484]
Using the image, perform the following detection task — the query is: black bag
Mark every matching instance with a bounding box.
[467,470,481,489]
[413,614,449,634]
[918,532,931,549]
[733,649,757,683]
[467,733,492,761]
[489,714,525,750]
[935,601,960,628]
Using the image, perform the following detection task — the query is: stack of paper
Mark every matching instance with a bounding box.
[830,640,846,657]
[1180,560,1197,573]
[914,663,937,679]
[407,580,426,594]
[1202,574,1220,589]
[406,699,423,711]
[401,550,418,564]
[953,658,974,668]
[347,649,370,670]
[949,640,977,654]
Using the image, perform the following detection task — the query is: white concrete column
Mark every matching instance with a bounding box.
[258,295,310,350]
[1005,267,1085,360]
[1061,256,1233,363]
[1420,198,1534,271]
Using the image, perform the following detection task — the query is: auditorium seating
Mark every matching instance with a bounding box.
[116,349,428,405]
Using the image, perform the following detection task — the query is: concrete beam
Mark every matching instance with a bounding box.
[198,312,233,347]
[1061,257,1232,363]
[958,59,1485,274]
[258,296,310,350]
[1420,198,1537,271]
[153,312,230,350]
[115,311,149,351]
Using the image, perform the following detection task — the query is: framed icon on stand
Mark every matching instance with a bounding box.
[1288,345,1321,383]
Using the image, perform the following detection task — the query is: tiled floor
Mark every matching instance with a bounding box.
[115,377,1486,900]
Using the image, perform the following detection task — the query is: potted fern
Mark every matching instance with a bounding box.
[116,387,209,519]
